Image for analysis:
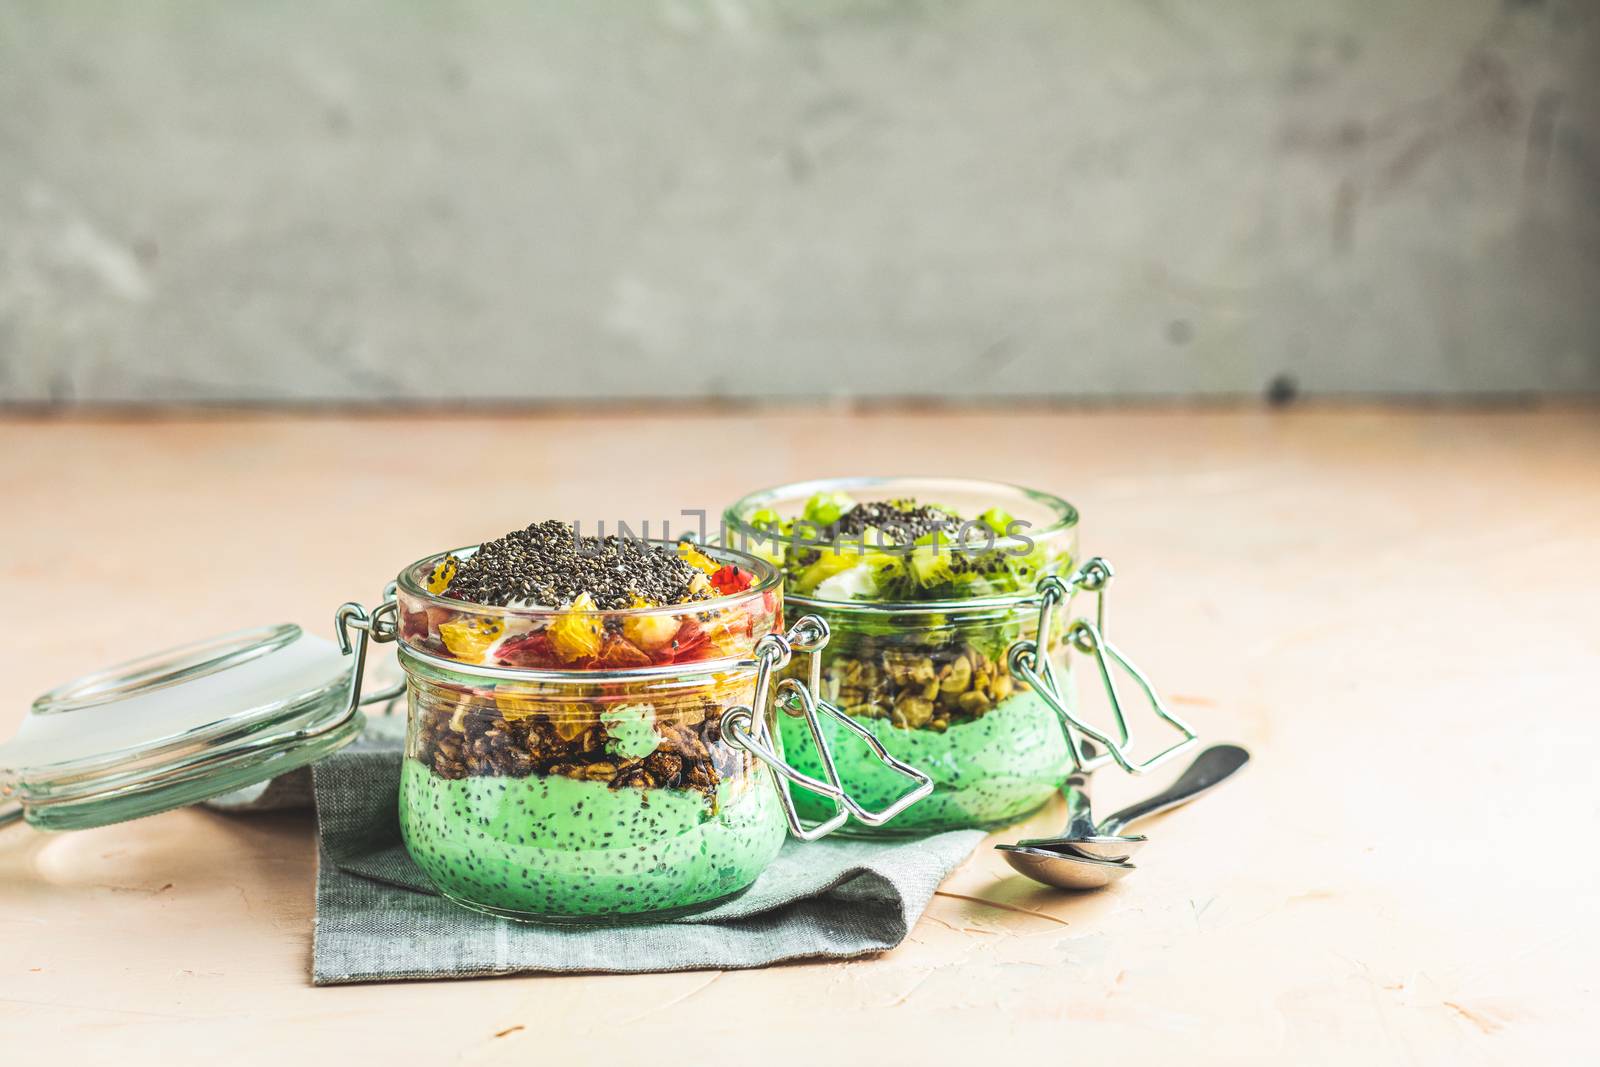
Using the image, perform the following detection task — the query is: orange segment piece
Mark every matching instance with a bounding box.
[426,556,459,595]
[548,592,603,661]
[678,542,720,576]
[438,615,504,663]
[622,595,678,651]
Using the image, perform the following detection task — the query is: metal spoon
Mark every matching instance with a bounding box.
[997,743,1251,889]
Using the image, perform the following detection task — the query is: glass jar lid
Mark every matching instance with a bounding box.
[0,622,370,831]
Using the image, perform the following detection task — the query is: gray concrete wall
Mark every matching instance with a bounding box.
[1,0,1597,405]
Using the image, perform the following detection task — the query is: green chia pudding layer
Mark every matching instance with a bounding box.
[399,674,789,921]
[778,689,1071,834]
[400,762,785,919]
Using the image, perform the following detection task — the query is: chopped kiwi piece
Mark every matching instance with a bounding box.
[802,490,854,527]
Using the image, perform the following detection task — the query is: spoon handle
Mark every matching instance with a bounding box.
[1098,744,1251,835]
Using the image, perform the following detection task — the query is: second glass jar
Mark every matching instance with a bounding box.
[723,477,1082,835]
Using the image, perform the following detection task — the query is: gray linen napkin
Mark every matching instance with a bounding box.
[306,718,982,985]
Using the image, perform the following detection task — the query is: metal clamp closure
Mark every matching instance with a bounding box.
[721,615,934,840]
[1008,558,1198,776]
[334,598,406,717]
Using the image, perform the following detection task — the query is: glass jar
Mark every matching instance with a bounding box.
[0,539,932,923]
[388,542,772,921]
[723,477,1199,836]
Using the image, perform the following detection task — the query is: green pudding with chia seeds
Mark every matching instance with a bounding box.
[779,688,1071,833]
[724,481,1082,835]
[400,761,785,919]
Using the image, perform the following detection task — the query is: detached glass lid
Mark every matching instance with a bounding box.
[0,617,388,831]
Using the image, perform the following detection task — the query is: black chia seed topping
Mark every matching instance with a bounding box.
[442,521,712,609]
[834,499,961,542]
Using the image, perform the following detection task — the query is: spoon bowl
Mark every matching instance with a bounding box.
[996,743,1251,891]
[996,844,1136,889]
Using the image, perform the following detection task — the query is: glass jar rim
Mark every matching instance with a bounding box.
[395,537,781,619]
[724,476,1078,538]
[396,643,761,689]
[721,476,1078,612]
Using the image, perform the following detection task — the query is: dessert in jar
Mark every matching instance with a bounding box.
[392,521,930,921]
[722,478,1198,836]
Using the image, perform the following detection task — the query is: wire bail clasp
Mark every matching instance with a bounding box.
[722,615,934,840]
[333,597,406,720]
[1008,557,1198,775]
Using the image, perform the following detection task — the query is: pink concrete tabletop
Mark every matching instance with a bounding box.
[1,407,1593,1062]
